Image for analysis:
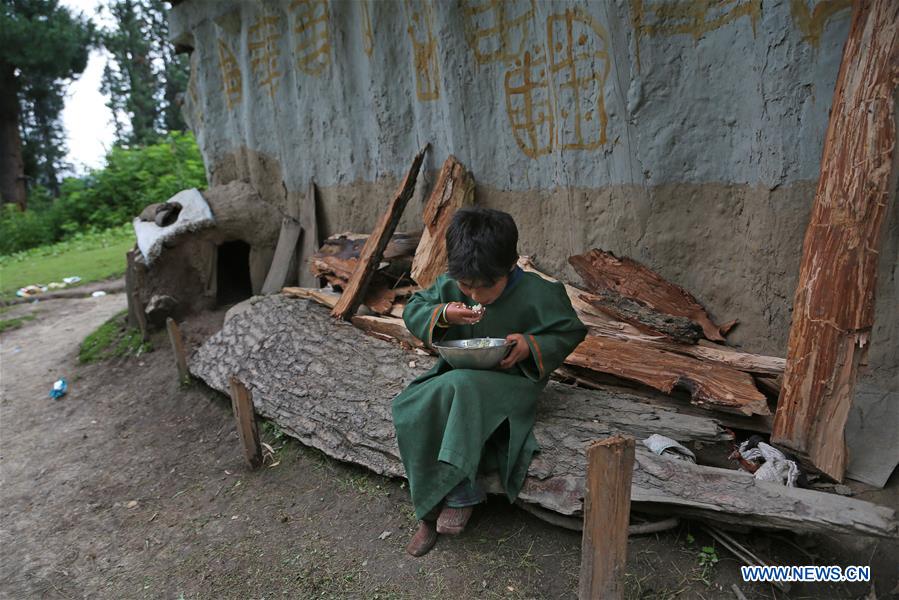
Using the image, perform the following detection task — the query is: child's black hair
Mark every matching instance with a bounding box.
[445,207,518,285]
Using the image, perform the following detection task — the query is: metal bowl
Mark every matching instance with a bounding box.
[433,338,513,370]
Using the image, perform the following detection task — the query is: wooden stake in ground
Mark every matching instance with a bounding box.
[165,317,189,384]
[410,155,474,288]
[228,376,262,468]
[772,0,899,481]
[579,435,635,600]
[332,144,429,320]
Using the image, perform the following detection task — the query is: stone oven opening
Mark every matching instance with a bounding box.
[216,240,253,306]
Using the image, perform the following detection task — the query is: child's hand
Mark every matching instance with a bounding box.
[444,302,484,325]
[499,333,530,369]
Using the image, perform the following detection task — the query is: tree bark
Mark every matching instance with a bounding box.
[569,249,728,342]
[410,155,475,288]
[332,145,428,320]
[772,0,899,481]
[188,296,897,538]
[0,63,27,210]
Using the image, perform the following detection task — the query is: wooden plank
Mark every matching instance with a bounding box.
[567,336,770,416]
[166,317,190,384]
[298,180,320,288]
[351,314,428,350]
[281,286,341,308]
[332,145,429,320]
[190,297,898,538]
[261,216,302,294]
[228,376,262,469]
[772,0,899,481]
[569,249,728,342]
[410,155,475,288]
[579,435,635,600]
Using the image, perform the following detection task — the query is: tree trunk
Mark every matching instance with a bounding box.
[0,63,27,210]
[188,296,897,538]
[772,0,899,481]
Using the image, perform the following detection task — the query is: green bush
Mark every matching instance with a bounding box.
[0,131,207,255]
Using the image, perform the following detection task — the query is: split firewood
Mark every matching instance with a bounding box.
[190,296,898,538]
[569,249,729,342]
[411,155,475,288]
[520,257,785,377]
[332,145,429,320]
[772,0,899,482]
[567,336,770,416]
[580,289,704,344]
[351,315,427,350]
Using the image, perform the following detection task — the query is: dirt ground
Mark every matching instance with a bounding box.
[1,293,896,599]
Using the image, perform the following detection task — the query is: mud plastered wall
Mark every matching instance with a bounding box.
[170,1,896,407]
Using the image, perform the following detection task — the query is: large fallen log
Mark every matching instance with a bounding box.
[569,249,729,342]
[332,145,428,320]
[772,0,899,482]
[189,296,897,538]
[410,155,475,288]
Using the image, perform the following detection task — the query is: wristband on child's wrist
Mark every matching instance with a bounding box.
[437,303,450,327]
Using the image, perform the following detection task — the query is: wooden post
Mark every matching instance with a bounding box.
[579,435,635,600]
[331,144,428,320]
[166,317,190,384]
[772,0,899,481]
[228,376,262,469]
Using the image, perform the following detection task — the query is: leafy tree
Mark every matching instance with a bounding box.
[0,0,95,209]
[101,0,188,145]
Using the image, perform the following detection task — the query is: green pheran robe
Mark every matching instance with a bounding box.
[392,269,587,519]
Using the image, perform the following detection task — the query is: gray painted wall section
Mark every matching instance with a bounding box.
[171,0,850,191]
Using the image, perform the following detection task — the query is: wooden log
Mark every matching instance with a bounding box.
[297,180,320,288]
[188,297,898,537]
[579,435,635,600]
[332,145,429,320]
[281,286,340,308]
[166,317,190,384]
[569,249,728,342]
[351,314,427,350]
[410,155,475,288]
[772,0,899,482]
[520,257,785,377]
[228,376,262,469]
[261,217,302,294]
[581,290,703,344]
[567,336,770,416]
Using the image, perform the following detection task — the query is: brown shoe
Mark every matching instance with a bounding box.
[436,505,473,535]
[405,520,438,557]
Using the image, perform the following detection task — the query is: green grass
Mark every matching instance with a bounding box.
[0,313,36,333]
[0,225,133,300]
[79,309,151,364]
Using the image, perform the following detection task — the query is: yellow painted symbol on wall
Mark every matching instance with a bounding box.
[461,0,535,65]
[217,38,243,110]
[548,9,610,151]
[405,0,440,101]
[248,15,283,99]
[187,52,204,132]
[631,0,761,41]
[290,0,332,76]
[791,0,851,47]
[504,9,610,159]
[361,0,374,58]
[504,46,553,158]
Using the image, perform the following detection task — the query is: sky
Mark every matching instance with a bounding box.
[59,0,116,174]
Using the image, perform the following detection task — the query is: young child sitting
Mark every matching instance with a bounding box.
[392,207,587,557]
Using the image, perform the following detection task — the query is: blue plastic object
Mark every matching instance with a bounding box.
[49,378,68,400]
